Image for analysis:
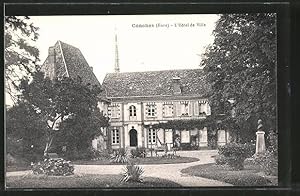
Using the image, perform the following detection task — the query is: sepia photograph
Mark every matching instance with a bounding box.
[5,12,278,188]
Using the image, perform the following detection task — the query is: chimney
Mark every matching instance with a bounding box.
[45,46,56,80]
[90,66,93,72]
[48,46,55,65]
[172,77,181,95]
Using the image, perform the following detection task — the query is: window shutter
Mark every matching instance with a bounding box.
[145,105,149,116]
[188,102,192,116]
[117,104,121,118]
[175,102,181,116]
[207,103,211,115]
[194,102,199,116]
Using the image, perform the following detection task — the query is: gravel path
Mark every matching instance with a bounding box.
[74,150,232,187]
[6,150,232,187]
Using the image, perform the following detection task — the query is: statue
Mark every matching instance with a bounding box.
[255,119,266,154]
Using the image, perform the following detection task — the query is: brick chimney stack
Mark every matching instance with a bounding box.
[48,46,55,65]
[43,46,56,80]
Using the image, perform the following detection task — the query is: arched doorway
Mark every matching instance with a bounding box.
[129,129,137,147]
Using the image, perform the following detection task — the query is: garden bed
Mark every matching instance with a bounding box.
[6,174,181,188]
[73,156,199,165]
[181,162,277,186]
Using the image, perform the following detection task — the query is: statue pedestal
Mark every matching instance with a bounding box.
[255,131,266,154]
[217,130,226,146]
[199,128,208,147]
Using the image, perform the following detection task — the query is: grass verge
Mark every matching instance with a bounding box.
[181,163,277,186]
[6,174,181,188]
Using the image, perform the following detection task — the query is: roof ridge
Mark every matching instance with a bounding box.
[102,66,209,98]
[58,40,80,50]
[58,40,69,77]
[106,68,203,75]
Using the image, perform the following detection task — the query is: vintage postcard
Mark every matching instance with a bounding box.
[5,13,278,188]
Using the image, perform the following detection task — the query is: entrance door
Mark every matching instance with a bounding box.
[129,129,137,147]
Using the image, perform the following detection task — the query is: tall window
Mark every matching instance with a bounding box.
[148,129,156,144]
[112,129,120,144]
[147,104,156,117]
[129,105,137,117]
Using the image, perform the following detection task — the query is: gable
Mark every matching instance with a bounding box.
[40,41,101,87]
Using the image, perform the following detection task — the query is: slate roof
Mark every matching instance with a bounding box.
[102,69,211,98]
[41,41,101,87]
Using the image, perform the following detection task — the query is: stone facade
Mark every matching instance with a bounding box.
[105,99,211,149]
[100,69,218,150]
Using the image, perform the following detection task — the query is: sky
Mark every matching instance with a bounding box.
[30,14,220,83]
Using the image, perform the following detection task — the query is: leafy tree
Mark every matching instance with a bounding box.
[6,102,47,162]
[57,109,108,153]
[5,16,39,104]
[202,14,276,142]
[17,71,108,156]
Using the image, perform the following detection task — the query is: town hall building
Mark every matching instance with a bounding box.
[102,68,213,150]
[41,39,230,152]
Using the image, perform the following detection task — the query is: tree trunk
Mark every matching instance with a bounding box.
[43,133,54,156]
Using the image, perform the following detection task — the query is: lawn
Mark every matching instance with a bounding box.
[6,174,181,188]
[6,156,199,172]
[73,156,199,165]
[6,156,31,172]
[181,162,278,186]
[6,164,31,172]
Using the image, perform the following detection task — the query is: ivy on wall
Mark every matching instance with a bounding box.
[143,115,231,131]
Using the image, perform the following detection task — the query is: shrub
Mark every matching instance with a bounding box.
[218,142,255,170]
[180,143,192,150]
[110,148,129,163]
[161,153,179,159]
[224,172,271,186]
[121,161,144,183]
[254,151,278,176]
[31,158,74,176]
[253,130,278,176]
[215,154,227,165]
[91,149,111,160]
[131,147,147,158]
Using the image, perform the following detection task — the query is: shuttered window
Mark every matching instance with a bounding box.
[199,103,207,115]
[195,100,210,116]
[177,101,190,116]
[163,103,173,117]
[108,104,120,118]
